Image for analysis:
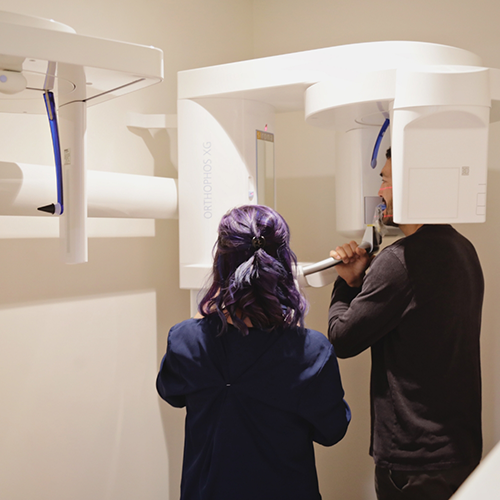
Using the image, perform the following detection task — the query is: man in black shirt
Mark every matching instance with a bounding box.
[328,149,483,500]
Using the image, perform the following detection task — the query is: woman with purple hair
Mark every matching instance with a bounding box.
[157,205,350,500]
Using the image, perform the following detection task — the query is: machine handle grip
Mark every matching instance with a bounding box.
[301,240,372,276]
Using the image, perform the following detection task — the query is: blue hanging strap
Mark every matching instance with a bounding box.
[38,90,64,215]
[370,118,390,169]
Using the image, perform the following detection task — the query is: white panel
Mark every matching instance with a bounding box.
[392,106,489,224]
[408,168,459,219]
[451,440,500,499]
[0,292,168,500]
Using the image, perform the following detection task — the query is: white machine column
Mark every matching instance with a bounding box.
[58,64,87,264]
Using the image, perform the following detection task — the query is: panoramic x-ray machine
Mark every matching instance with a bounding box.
[177,41,500,295]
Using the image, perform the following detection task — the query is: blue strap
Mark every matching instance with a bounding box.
[371,118,390,169]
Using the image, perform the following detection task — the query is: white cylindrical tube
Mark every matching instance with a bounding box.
[0,161,177,219]
[87,171,177,218]
[0,162,56,213]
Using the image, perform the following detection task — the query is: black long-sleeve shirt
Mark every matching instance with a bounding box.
[157,315,351,500]
[329,225,483,470]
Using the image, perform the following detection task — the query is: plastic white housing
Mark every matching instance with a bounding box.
[178,98,275,289]
[0,69,27,94]
[391,66,490,224]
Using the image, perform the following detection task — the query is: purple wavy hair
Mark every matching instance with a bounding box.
[199,205,308,335]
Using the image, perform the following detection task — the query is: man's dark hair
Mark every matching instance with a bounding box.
[386,147,391,159]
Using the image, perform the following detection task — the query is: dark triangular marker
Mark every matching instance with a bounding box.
[37,203,56,215]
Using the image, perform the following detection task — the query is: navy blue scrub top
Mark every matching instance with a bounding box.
[157,315,350,500]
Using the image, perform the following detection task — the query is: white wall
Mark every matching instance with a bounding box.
[1,1,500,499]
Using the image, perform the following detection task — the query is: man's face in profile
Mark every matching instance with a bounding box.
[378,158,397,227]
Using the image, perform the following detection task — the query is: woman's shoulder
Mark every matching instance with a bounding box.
[169,317,201,332]
[167,317,210,346]
[302,328,331,346]
[281,327,333,359]
[275,328,336,380]
[306,329,334,356]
